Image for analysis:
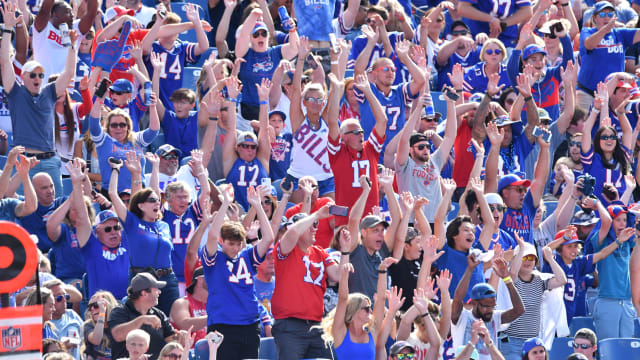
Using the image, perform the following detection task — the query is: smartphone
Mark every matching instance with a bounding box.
[532,126,551,143]
[261,177,271,188]
[91,190,98,199]
[444,87,459,101]
[329,33,339,54]
[329,205,349,217]
[206,332,223,344]
[306,53,318,70]
[281,177,293,192]
[95,78,111,98]
[365,177,372,187]
[108,157,122,165]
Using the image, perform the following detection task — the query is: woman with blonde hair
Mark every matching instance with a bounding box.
[25,287,56,340]
[83,291,118,360]
[158,341,191,360]
[463,38,511,95]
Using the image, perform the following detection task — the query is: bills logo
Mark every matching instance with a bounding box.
[47,30,64,46]
[253,62,274,73]
[2,326,22,351]
[271,139,290,162]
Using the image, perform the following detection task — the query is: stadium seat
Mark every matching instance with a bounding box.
[430,91,448,119]
[144,160,153,174]
[635,318,640,338]
[194,339,209,360]
[446,202,460,222]
[598,338,640,360]
[543,201,558,220]
[180,156,191,167]
[62,177,74,196]
[182,0,211,22]
[170,2,209,43]
[569,316,595,336]
[272,178,283,200]
[0,155,7,169]
[193,47,218,68]
[548,337,575,360]
[92,203,101,215]
[183,67,202,91]
[258,337,277,360]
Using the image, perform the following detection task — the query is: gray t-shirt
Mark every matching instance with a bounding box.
[200,124,227,182]
[7,82,57,151]
[348,243,390,300]
[395,151,445,222]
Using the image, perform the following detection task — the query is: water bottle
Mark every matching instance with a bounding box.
[278,6,292,32]
[424,92,435,118]
[60,23,71,47]
[144,82,153,106]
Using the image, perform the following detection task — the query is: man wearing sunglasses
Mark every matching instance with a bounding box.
[44,278,85,359]
[436,21,483,91]
[496,171,546,245]
[388,340,416,359]
[572,328,598,360]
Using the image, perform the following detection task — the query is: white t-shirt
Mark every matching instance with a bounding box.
[146,164,201,200]
[55,103,82,175]
[451,308,504,360]
[31,20,82,81]
[407,332,445,360]
[134,5,157,28]
[0,85,11,134]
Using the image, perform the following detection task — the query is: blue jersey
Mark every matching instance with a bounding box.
[239,46,283,107]
[200,245,265,325]
[463,62,511,95]
[347,32,405,85]
[103,95,149,132]
[145,41,199,111]
[460,0,531,47]
[435,243,485,303]
[500,191,536,244]
[75,52,92,91]
[50,224,86,280]
[293,0,336,42]
[542,253,595,324]
[227,158,269,211]
[580,144,631,205]
[578,27,636,92]
[483,131,533,176]
[473,226,517,251]
[437,47,482,90]
[254,277,275,317]
[269,133,293,181]
[81,232,130,300]
[355,82,418,161]
[18,196,68,252]
[123,211,173,269]
[163,200,203,282]
[161,110,199,159]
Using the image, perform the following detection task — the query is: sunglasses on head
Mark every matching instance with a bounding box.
[396,354,416,360]
[573,343,592,349]
[304,97,324,104]
[490,205,506,212]
[145,197,160,204]
[486,48,502,55]
[56,294,70,302]
[103,224,122,233]
[252,30,268,38]
[600,134,617,141]
[29,73,45,79]
[414,143,429,150]
[569,140,581,147]
[599,11,615,18]
[522,254,537,262]
[239,143,258,149]
[88,302,100,310]
[109,122,128,129]
[344,129,364,136]
[162,154,178,160]
[451,29,469,36]
[375,66,396,73]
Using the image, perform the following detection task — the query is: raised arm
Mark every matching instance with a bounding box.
[584,16,616,50]
[413,197,432,238]
[347,175,372,249]
[435,179,457,249]
[144,153,161,197]
[256,78,272,170]
[247,186,274,257]
[451,255,482,325]
[396,40,425,95]
[396,91,424,167]
[492,253,525,323]
[0,147,24,199]
[289,37,310,134]
[326,73,344,141]
[542,246,568,289]
[235,8,262,58]
[215,0,237,58]
[436,269,453,339]
[141,9,166,54]
[279,204,332,256]
[185,198,213,271]
[530,128,550,208]
[375,285,405,358]
[0,4,21,94]
[205,185,233,255]
[331,229,357,348]
[14,155,38,218]
[353,25,379,77]
[185,3,210,56]
[107,160,128,222]
[46,197,72,243]
[222,77,241,175]
[55,30,78,98]
[33,0,54,32]
[392,192,414,259]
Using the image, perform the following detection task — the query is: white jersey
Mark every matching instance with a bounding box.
[407,332,444,360]
[31,20,82,81]
[287,117,333,181]
[55,103,82,175]
[146,164,201,201]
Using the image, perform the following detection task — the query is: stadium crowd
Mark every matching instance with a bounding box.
[3,0,640,359]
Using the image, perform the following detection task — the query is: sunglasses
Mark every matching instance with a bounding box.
[344,129,364,136]
[569,140,581,147]
[111,91,128,95]
[29,73,45,79]
[311,184,318,189]
[599,12,615,18]
[162,154,178,160]
[414,144,429,150]
[145,197,160,204]
[262,198,273,205]
[489,205,506,212]
[451,29,469,36]
[109,122,128,129]
[396,354,416,360]
[573,343,592,349]
[486,48,502,55]
[422,117,438,123]
[366,18,375,24]
[600,134,617,141]
[508,186,527,194]
[374,66,396,73]
[252,30,267,38]
[88,302,100,310]
[541,119,551,126]
[239,143,258,149]
[361,304,373,313]
[304,97,325,104]
[164,354,182,360]
[522,254,537,262]
[103,224,122,233]
[56,294,70,302]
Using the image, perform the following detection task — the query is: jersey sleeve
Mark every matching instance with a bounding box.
[275,241,291,261]
[401,82,419,103]
[514,0,532,9]
[353,85,366,104]
[367,127,385,156]
[200,244,220,267]
[582,254,596,275]
[248,245,266,268]
[184,42,200,65]
[580,145,594,171]
[321,248,337,268]
[136,128,159,147]
[327,134,342,162]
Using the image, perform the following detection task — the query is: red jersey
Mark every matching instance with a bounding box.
[285,197,334,249]
[339,102,360,122]
[184,258,202,288]
[452,118,475,188]
[328,128,385,226]
[92,28,149,84]
[271,243,336,321]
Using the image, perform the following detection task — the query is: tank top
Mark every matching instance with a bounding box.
[287,117,333,181]
[334,329,375,359]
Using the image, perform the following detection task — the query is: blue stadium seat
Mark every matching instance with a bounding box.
[180,0,211,22]
[446,202,460,222]
[569,316,595,336]
[142,0,157,7]
[148,132,166,154]
[635,318,640,338]
[258,337,277,360]
[92,203,102,215]
[0,155,7,169]
[548,337,575,360]
[193,47,218,68]
[430,91,448,119]
[598,338,640,360]
[170,2,209,43]
[543,200,558,220]
[183,67,202,91]
[62,177,74,196]
[272,178,283,200]
[194,339,209,360]
[144,160,153,174]
[180,156,191,167]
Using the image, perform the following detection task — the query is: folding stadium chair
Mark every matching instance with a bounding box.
[598,338,640,360]
[182,67,202,91]
[569,316,595,336]
[258,337,277,360]
[548,337,575,360]
[194,339,209,360]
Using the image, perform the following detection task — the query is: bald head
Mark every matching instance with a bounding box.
[32,173,55,206]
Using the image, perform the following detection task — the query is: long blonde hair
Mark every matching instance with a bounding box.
[159,342,184,358]
[82,291,119,351]
[105,109,135,144]
[318,293,372,346]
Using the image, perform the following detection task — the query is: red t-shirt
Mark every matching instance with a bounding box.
[452,118,475,188]
[285,197,334,249]
[328,128,385,226]
[271,243,335,321]
[92,28,149,83]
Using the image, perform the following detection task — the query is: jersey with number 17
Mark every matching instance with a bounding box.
[162,200,203,282]
[146,41,200,110]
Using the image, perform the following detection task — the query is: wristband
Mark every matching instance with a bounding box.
[500,21,507,32]
[99,312,106,317]
[133,180,143,185]
[331,61,339,65]
[112,168,120,173]
[523,96,533,102]
[616,238,623,246]
[502,276,512,284]
[229,98,239,103]
[289,28,297,33]
[340,251,351,255]
[562,3,570,6]
[246,236,258,242]
[209,116,219,121]
[1,28,14,35]
[378,269,387,274]
[456,89,463,92]
[259,100,268,105]
[420,312,429,318]
[592,198,597,207]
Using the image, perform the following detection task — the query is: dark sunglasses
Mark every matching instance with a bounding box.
[396,354,416,360]
[569,140,581,147]
[375,66,396,73]
[344,129,364,136]
[600,134,617,141]
[145,197,160,204]
[29,73,45,79]
[599,12,615,18]
[103,224,122,233]
[109,122,128,129]
[509,186,527,193]
[366,18,374,23]
[523,254,537,261]
[252,30,267,38]
[422,117,438,123]
[361,303,373,313]
[88,302,100,310]
[162,154,178,160]
[486,48,502,55]
[414,143,429,150]
[239,143,258,149]
[262,198,273,205]
[451,29,469,36]
[111,91,128,95]
[573,343,592,349]
[541,119,551,126]
[490,205,506,212]
[544,32,557,39]
[56,294,70,302]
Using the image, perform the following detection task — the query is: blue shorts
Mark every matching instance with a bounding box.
[283,174,335,197]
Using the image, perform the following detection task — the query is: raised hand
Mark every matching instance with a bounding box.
[66,159,85,184]
[471,138,485,157]
[369,205,383,218]
[256,77,272,102]
[338,228,354,252]
[516,73,532,97]
[379,257,398,272]
[299,178,314,196]
[225,76,242,99]
[413,196,429,210]
[124,151,142,175]
[358,174,371,193]
[470,177,484,194]
[386,286,405,312]
[247,219,260,239]
[448,63,464,90]
[224,0,238,8]
[15,155,31,179]
[247,186,261,207]
[492,257,509,278]
[6,146,25,168]
[410,45,427,69]
[486,121,504,146]
[78,75,90,92]
[413,288,430,314]
[353,73,371,92]
[561,60,577,84]
[221,184,234,204]
[436,268,452,292]
[144,152,160,168]
[361,24,379,44]
[422,277,437,300]
[202,89,223,115]
[422,235,444,263]
[487,73,504,96]
[625,174,637,191]
[150,51,163,71]
[298,36,312,57]
[93,20,132,72]
[400,192,415,212]
[618,227,635,243]
[378,167,395,188]
[129,39,143,61]
[441,178,457,195]
[185,3,201,24]
[0,1,23,27]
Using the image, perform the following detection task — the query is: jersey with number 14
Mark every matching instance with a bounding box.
[328,128,385,226]
[162,200,203,282]
[146,41,199,110]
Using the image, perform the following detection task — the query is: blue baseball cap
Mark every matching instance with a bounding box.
[252,21,268,35]
[522,337,545,356]
[607,205,628,219]
[594,1,615,13]
[109,79,134,93]
[498,174,532,194]
[95,210,119,226]
[522,44,547,61]
[269,110,287,122]
[470,283,496,300]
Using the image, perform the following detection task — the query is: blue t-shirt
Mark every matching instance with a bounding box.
[542,253,595,323]
[161,110,199,159]
[437,47,482,91]
[0,198,20,222]
[463,62,511,95]
[473,225,517,251]
[484,130,533,176]
[590,229,635,299]
[254,277,275,318]
[103,95,148,132]
[81,232,130,300]
[578,27,636,92]
[124,211,173,269]
[580,144,631,206]
[239,46,283,107]
[226,158,269,211]
[50,224,86,280]
[162,200,202,282]
[269,133,293,181]
[459,0,532,47]
[7,82,58,151]
[435,243,485,303]
[293,0,336,42]
[500,191,536,244]
[18,196,68,252]
[200,245,265,325]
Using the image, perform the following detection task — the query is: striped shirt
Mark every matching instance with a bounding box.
[505,274,549,339]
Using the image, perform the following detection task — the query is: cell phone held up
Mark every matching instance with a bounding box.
[532,126,551,143]
[108,157,122,166]
[306,53,318,70]
[443,87,459,101]
[95,78,111,98]
[329,205,349,217]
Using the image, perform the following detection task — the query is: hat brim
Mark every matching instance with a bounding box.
[360,220,390,230]
[571,218,599,226]
[510,179,532,188]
